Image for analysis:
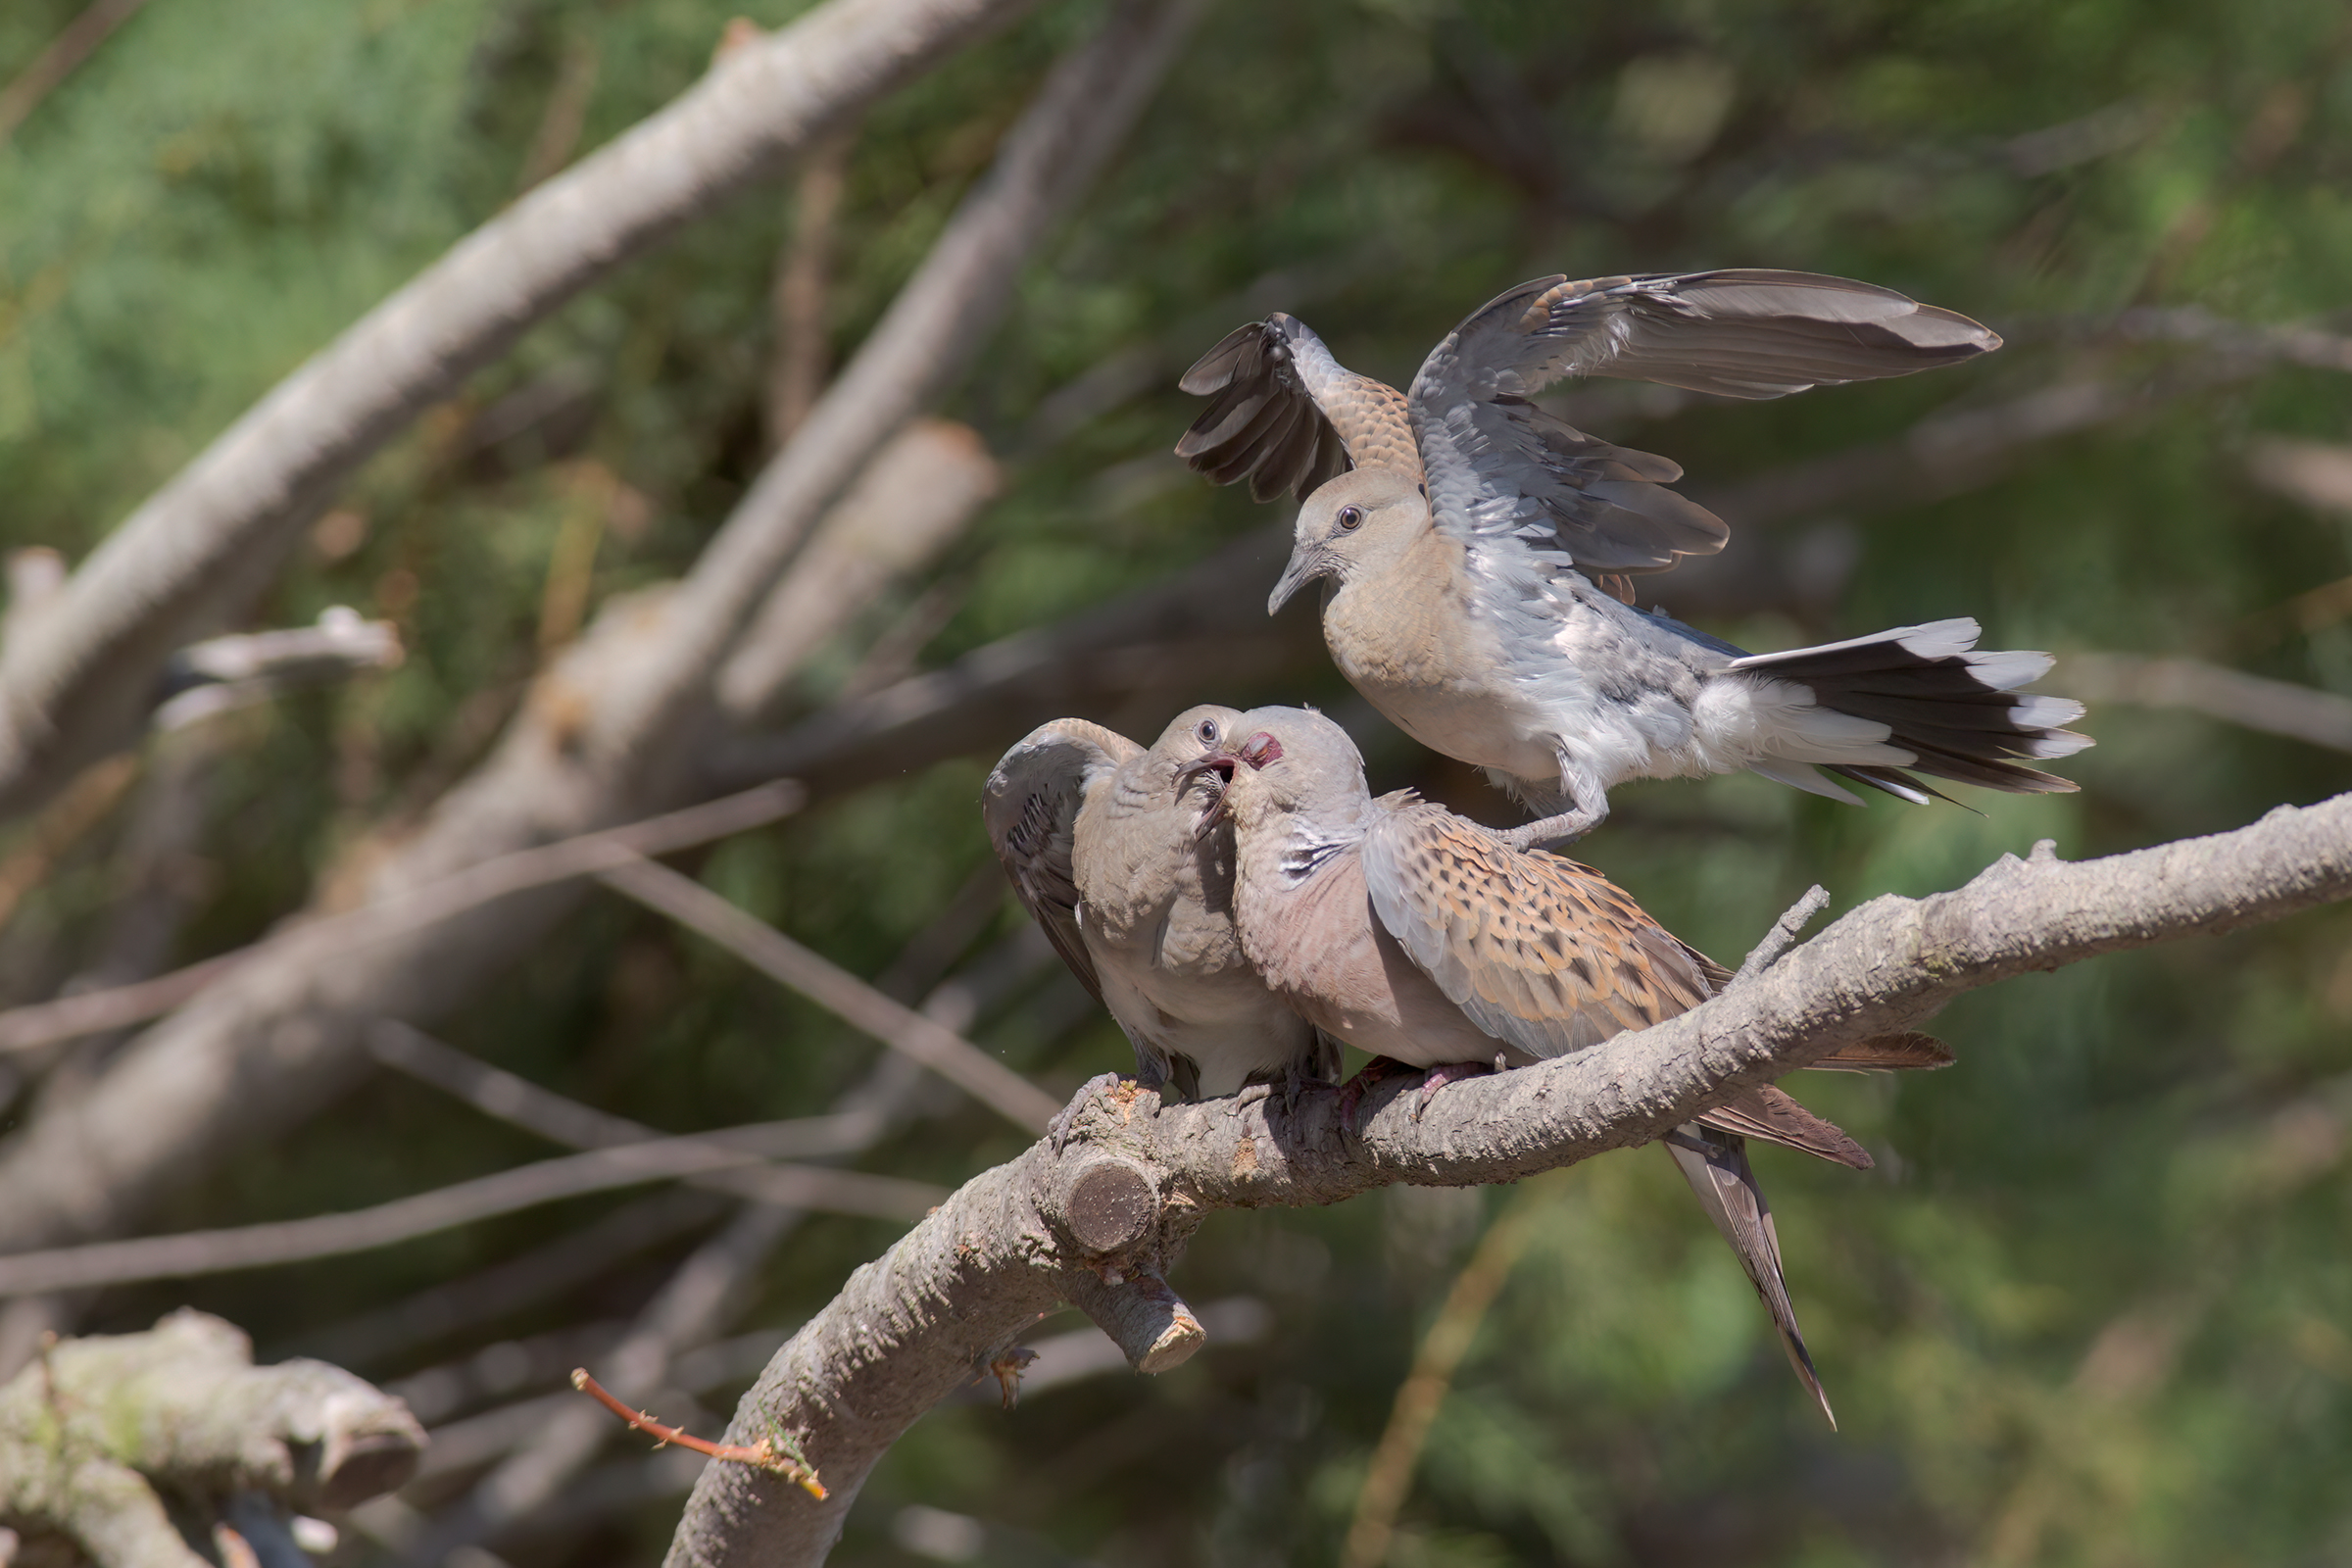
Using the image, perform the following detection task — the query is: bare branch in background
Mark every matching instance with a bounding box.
[0,0,1196,1286]
[514,30,603,194]
[368,1021,901,1210]
[597,854,1060,1133]
[0,1118,943,1297]
[717,418,1002,720]
[0,0,156,142]
[2062,654,2352,754]
[769,131,858,448]
[0,0,1044,822]
[299,1190,730,1371]
[0,753,138,934]
[595,0,1208,754]
[0,779,805,1057]
[411,913,1046,1557]
[2105,307,2352,372]
[667,794,2352,1564]
[153,607,403,731]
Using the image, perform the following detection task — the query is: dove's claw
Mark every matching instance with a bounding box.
[1413,1060,1495,1119]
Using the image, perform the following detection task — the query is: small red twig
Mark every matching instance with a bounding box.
[570,1368,827,1499]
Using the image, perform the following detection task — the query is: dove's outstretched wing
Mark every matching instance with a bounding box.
[982,719,1142,1004]
[1175,313,1419,501]
[1407,270,1999,576]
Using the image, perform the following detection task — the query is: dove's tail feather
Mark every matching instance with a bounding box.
[1699,1086,1872,1170]
[1662,1125,1837,1430]
[1807,1031,1956,1072]
[1731,617,2091,801]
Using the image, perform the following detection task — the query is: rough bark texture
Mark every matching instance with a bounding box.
[666,792,2352,1566]
[0,0,1038,823]
[0,1309,423,1568]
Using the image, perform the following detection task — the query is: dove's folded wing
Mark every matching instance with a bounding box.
[982,719,1141,1004]
[1358,801,1714,1060]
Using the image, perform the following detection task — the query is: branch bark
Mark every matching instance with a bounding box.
[0,0,1040,823]
[0,1309,423,1568]
[664,792,2352,1565]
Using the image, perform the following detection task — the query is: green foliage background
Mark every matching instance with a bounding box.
[4,0,2351,1561]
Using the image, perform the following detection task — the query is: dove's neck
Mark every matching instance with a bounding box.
[1233,793,1372,899]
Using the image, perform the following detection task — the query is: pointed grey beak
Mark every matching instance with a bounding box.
[1267,544,1325,615]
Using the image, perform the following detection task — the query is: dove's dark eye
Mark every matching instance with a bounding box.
[1337,505,1364,532]
[1196,717,1219,744]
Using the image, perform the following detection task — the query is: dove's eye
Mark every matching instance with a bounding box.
[1196,718,1219,744]
[1337,505,1364,532]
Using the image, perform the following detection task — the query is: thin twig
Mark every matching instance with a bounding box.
[570,1369,827,1498]
[0,1122,943,1297]
[595,854,1060,1133]
[0,0,155,141]
[1732,885,1832,987]
[769,130,857,449]
[367,1020,890,1208]
[0,753,140,933]
[0,779,806,1054]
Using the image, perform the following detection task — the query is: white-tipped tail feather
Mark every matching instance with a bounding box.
[1727,617,2090,801]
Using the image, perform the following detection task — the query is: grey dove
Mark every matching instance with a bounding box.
[1177,270,2090,845]
[1189,705,1953,1425]
[984,705,1338,1101]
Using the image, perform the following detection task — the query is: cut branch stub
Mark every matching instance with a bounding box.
[1063,1266,1205,1375]
[1058,1154,1158,1253]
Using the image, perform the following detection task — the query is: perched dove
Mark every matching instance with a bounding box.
[1192,706,1952,1424]
[1177,270,2090,845]
[984,705,1338,1101]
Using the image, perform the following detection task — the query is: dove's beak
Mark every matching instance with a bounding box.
[1177,753,1239,843]
[1267,543,1328,615]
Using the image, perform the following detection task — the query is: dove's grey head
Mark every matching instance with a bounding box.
[1268,466,1432,614]
[1132,703,1251,824]
[1194,706,1378,850]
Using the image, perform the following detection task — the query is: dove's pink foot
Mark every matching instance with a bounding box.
[1413,1059,1496,1119]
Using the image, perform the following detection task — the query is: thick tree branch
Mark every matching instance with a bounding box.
[0,0,1039,822]
[666,793,2352,1565]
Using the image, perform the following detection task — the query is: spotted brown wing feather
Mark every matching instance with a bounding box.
[1407,270,1996,580]
[982,719,1142,1004]
[1359,800,1713,1058]
[1177,314,1422,501]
